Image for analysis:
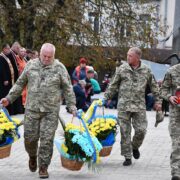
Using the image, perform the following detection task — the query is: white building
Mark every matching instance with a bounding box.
[157,0,176,49]
[84,0,176,50]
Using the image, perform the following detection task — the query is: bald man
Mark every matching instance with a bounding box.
[1,43,77,178]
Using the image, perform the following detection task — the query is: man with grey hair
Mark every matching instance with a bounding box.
[104,47,161,166]
[11,41,21,55]
[1,43,77,178]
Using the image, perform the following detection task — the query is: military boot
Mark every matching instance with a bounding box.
[29,156,37,172]
[133,149,140,159]
[123,158,132,166]
[39,166,49,179]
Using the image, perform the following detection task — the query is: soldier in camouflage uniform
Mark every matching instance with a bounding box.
[104,47,161,166]
[1,43,77,178]
[160,64,180,180]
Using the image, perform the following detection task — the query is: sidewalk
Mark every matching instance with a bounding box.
[0,107,171,180]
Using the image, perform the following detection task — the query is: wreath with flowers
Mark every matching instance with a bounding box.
[55,115,103,170]
[0,107,21,147]
[59,123,102,163]
[77,100,117,147]
[88,115,117,146]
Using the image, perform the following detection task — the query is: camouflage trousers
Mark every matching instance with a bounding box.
[118,110,147,159]
[169,111,180,177]
[24,109,58,167]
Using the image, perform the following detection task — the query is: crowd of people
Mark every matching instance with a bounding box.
[70,57,101,112]
[0,43,179,180]
[0,42,39,115]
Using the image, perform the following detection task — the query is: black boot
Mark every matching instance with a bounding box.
[39,165,49,179]
[123,159,132,166]
[29,156,37,172]
[172,176,180,180]
[133,149,140,159]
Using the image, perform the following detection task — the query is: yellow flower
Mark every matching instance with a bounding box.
[12,118,21,125]
[100,119,105,123]
[99,127,106,131]
[0,122,15,131]
[92,120,100,126]
[0,124,6,130]
[0,112,7,118]
[96,130,100,133]
[110,122,116,126]
[100,123,105,127]
[93,125,100,129]
[89,130,96,136]
[0,111,20,143]
[0,117,8,123]
[104,124,111,130]
[0,129,4,135]
[61,143,68,153]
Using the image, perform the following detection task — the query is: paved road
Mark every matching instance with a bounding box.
[0,106,171,180]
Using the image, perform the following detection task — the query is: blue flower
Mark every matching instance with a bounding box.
[63,129,102,161]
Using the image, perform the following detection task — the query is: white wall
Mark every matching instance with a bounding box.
[157,0,175,49]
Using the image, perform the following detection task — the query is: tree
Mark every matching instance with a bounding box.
[0,0,164,69]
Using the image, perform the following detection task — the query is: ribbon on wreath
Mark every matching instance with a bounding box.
[77,109,98,163]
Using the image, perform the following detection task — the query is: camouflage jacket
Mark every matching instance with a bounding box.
[104,62,160,112]
[160,64,180,114]
[6,58,76,112]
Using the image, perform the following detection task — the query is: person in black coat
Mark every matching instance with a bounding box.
[85,70,94,106]
[73,80,89,112]
[0,44,24,115]
[0,44,15,99]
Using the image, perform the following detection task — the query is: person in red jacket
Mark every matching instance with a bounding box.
[72,57,89,84]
